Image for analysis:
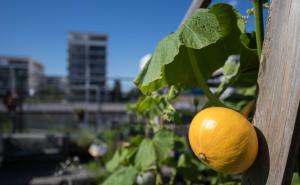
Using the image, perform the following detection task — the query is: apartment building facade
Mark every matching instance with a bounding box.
[67,32,107,102]
[0,56,44,97]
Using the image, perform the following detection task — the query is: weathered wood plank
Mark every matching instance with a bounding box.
[179,0,211,27]
[242,0,300,184]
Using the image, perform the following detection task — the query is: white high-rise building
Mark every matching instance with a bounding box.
[67,32,107,102]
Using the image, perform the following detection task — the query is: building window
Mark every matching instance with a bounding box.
[89,35,107,41]
[89,46,106,52]
[89,55,105,60]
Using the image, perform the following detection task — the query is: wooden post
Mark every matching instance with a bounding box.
[179,0,211,27]
[242,0,300,184]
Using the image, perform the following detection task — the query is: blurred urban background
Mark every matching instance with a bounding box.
[0,0,258,185]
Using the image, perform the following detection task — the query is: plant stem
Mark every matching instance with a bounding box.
[187,48,225,107]
[204,75,237,108]
[241,100,255,118]
[145,122,151,138]
[253,0,264,59]
[168,168,176,185]
[217,172,224,184]
[155,166,164,185]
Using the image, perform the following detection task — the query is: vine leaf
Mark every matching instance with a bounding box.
[235,32,259,86]
[134,130,175,171]
[106,148,130,172]
[102,166,138,185]
[134,139,156,171]
[134,4,244,95]
[210,32,259,101]
[153,129,174,162]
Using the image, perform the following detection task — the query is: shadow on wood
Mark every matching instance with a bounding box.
[242,127,270,185]
[282,102,300,183]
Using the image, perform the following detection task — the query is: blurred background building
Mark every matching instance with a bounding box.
[44,76,67,92]
[67,32,107,103]
[38,76,68,102]
[0,56,44,97]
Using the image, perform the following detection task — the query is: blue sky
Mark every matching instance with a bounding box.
[0,0,260,80]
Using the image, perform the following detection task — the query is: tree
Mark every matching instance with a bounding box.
[110,80,122,102]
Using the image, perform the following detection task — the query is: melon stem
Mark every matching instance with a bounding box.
[199,153,207,162]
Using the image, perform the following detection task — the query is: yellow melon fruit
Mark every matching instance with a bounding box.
[188,107,258,174]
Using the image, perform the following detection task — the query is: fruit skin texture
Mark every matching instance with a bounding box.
[188,107,258,174]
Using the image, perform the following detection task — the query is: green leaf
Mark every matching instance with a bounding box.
[211,32,259,100]
[152,129,174,162]
[292,172,300,185]
[223,57,240,77]
[166,86,181,101]
[130,96,161,120]
[134,3,243,95]
[236,32,259,86]
[106,148,129,172]
[177,153,187,168]
[236,85,257,96]
[128,92,181,123]
[176,153,208,183]
[211,56,240,99]
[102,166,138,185]
[129,135,144,147]
[134,139,156,171]
[224,97,250,111]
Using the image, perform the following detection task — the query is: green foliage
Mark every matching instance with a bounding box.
[84,161,108,184]
[152,129,174,162]
[236,32,259,86]
[135,3,259,109]
[135,139,157,171]
[134,4,249,96]
[76,130,97,148]
[104,130,175,172]
[101,124,244,185]
[176,153,207,183]
[292,173,300,185]
[98,128,120,161]
[106,148,130,172]
[126,86,181,124]
[0,117,12,133]
[102,166,138,185]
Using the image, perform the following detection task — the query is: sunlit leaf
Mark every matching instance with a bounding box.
[134,4,244,95]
